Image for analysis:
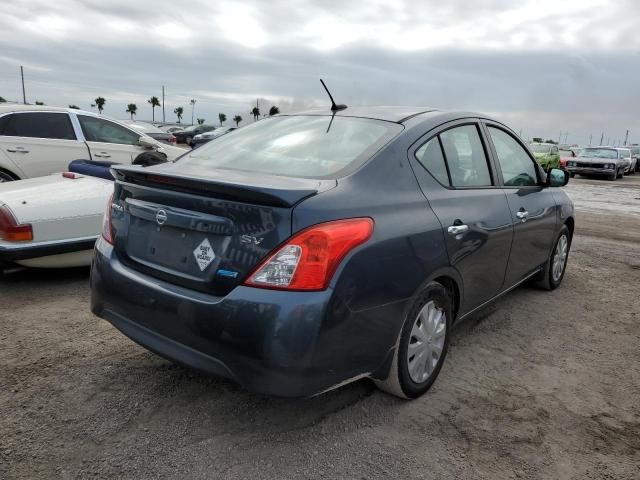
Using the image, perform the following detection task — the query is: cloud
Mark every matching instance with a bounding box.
[1,0,639,143]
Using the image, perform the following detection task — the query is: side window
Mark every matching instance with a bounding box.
[488,127,539,187]
[551,146,558,154]
[78,116,140,145]
[1,112,76,140]
[440,125,492,187]
[415,137,449,186]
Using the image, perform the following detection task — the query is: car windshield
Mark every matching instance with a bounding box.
[179,116,402,178]
[529,144,552,154]
[578,148,618,159]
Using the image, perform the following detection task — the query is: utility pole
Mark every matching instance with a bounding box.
[600,132,604,145]
[589,134,592,146]
[563,132,568,144]
[624,130,629,145]
[558,131,562,144]
[20,66,26,104]
[162,86,165,123]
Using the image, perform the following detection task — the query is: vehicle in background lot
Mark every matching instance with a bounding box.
[122,120,176,145]
[159,125,184,134]
[91,107,574,399]
[628,145,640,172]
[558,146,583,169]
[566,147,627,180]
[191,126,236,148]
[173,124,216,145]
[0,154,167,271]
[617,147,634,175]
[529,142,560,169]
[0,105,185,182]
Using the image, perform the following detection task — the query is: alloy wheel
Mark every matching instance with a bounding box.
[552,234,568,282]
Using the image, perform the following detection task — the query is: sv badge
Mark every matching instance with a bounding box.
[240,234,264,245]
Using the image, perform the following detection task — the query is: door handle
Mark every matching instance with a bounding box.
[7,147,29,153]
[447,224,469,235]
[94,152,111,158]
[516,210,529,222]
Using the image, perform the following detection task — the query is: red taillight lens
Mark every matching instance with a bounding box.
[244,218,374,291]
[169,135,176,144]
[0,205,33,242]
[101,194,114,244]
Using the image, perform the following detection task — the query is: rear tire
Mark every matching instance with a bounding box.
[0,170,16,182]
[536,225,571,291]
[185,136,192,146]
[375,282,452,399]
[569,172,575,178]
[617,168,623,179]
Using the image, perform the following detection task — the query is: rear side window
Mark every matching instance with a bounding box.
[618,150,630,159]
[78,115,140,145]
[414,124,492,188]
[488,127,538,187]
[0,112,76,140]
[180,116,402,178]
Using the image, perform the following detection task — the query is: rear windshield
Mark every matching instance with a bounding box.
[178,116,402,178]
[578,148,617,159]
[529,144,552,154]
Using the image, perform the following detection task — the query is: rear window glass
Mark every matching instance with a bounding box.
[179,116,402,178]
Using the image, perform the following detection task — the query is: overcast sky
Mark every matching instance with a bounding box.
[1,0,639,145]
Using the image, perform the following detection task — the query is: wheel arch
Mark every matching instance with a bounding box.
[0,166,20,181]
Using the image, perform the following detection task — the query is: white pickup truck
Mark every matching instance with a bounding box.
[0,105,185,181]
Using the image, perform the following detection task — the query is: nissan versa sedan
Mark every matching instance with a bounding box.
[90,107,574,399]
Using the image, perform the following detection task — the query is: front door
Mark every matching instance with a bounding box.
[76,114,146,164]
[0,112,89,178]
[410,122,514,314]
[484,124,557,286]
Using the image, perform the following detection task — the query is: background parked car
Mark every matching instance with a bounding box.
[629,145,640,172]
[558,146,583,169]
[617,147,634,175]
[173,124,216,145]
[121,120,176,145]
[190,126,236,148]
[0,105,185,181]
[566,147,626,180]
[529,142,560,169]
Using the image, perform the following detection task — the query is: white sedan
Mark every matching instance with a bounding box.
[0,171,112,269]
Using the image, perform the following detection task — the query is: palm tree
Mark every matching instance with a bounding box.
[190,99,196,125]
[0,96,5,103]
[94,97,106,114]
[251,107,260,121]
[269,106,280,116]
[126,103,137,120]
[197,118,205,125]
[68,104,79,109]
[148,96,160,122]
[233,115,242,127]
[218,113,227,126]
[174,106,184,123]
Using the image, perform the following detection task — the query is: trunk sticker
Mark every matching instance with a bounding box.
[193,238,216,271]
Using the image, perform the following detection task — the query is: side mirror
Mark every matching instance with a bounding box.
[546,168,569,187]
[138,136,157,149]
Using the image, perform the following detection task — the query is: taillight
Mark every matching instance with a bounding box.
[0,205,33,242]
[244,218,373,291]
[101,194,114,244]
[169,135,176,144]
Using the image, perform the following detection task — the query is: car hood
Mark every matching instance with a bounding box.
[575,156,617,164]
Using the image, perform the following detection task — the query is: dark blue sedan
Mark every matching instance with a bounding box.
[90,106,574,398]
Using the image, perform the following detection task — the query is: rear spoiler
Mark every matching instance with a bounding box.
[112,165,336,208]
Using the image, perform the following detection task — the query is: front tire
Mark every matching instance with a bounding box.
[537,225,571,291]
[375,282,452,399]
[0,171,16,182]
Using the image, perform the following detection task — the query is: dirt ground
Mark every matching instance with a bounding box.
[1,175,639,480]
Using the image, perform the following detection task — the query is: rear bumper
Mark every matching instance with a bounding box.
[90,238,384,397]
[0,236,98,263]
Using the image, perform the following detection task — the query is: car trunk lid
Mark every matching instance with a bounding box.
[110,165,335,295]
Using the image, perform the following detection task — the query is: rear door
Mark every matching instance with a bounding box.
[0,112,89,178]
[409,120,513,314]
[483,122,557,286]
[76,114,146,164]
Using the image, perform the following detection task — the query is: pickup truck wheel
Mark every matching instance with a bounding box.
[375,282,451,399]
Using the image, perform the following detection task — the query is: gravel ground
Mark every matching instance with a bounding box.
[1,176,639,479]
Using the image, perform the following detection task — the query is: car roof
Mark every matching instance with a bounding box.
[286,106,439,123]
[0,103,100,118]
